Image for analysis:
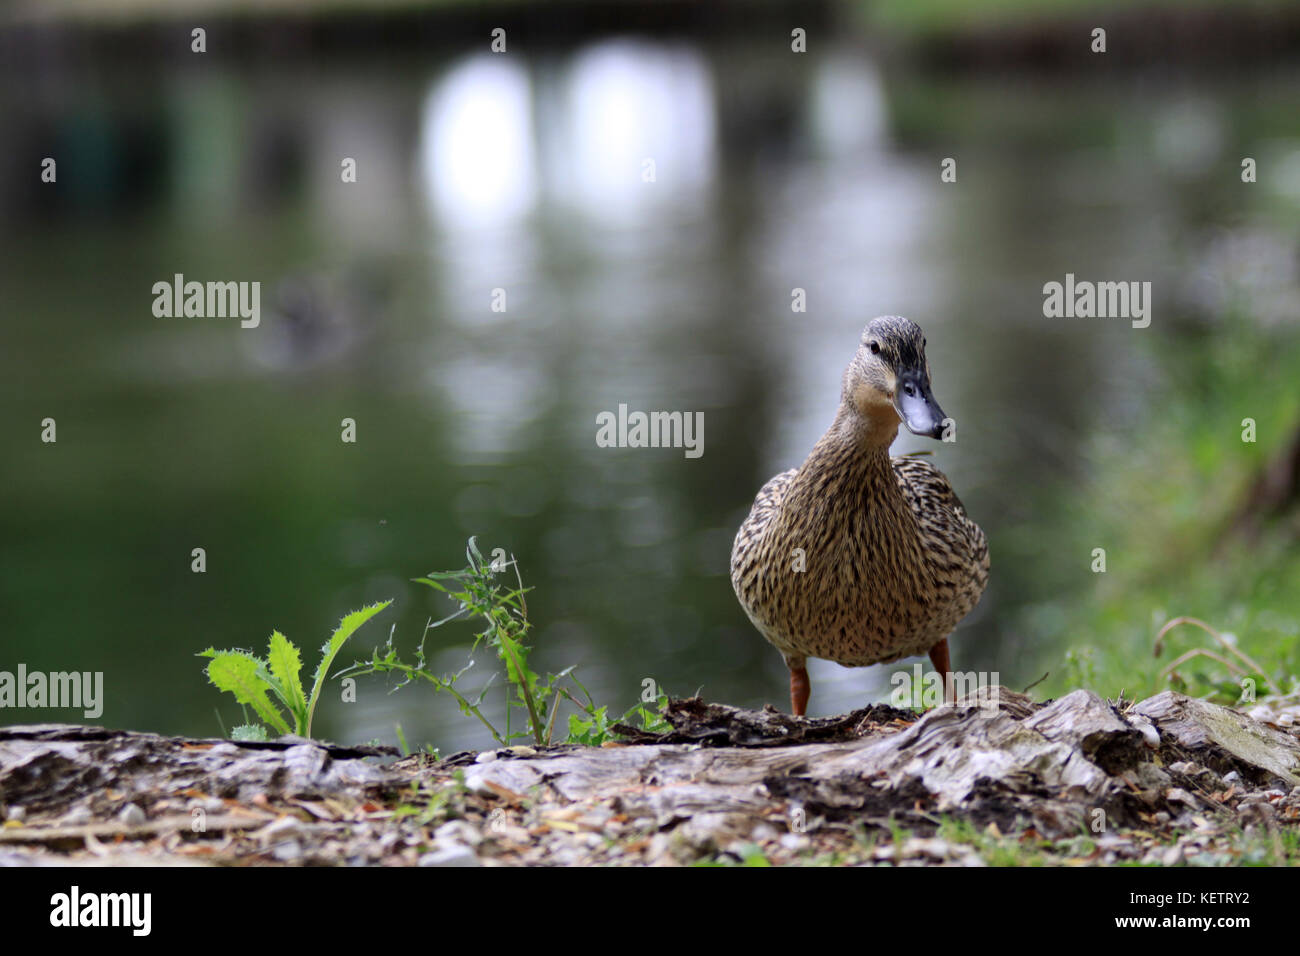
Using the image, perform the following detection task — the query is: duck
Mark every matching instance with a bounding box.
[730,316,989,716]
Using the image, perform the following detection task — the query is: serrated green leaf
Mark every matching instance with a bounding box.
[253,660,289,714]
[305,600,393,737]
[201,649,290,735]
[568,713,590,738]
[267,630,308,732]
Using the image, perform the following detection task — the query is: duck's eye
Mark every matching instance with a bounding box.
[868,341,880,355]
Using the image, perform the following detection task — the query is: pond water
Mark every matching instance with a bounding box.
[2,36,1297,751]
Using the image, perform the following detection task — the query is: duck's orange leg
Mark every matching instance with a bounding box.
[788,659,810,716]
[929,638,954,703]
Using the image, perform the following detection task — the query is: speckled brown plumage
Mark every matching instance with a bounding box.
[730,316,989,714]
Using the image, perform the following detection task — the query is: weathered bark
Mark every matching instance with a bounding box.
[0,723,395,817]
[1131,691,1300,786]
[2,689,1298,865]
[459,689,1172,840]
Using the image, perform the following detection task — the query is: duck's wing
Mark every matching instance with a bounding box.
[891,453,971,518]
[891,454,989,582]
[730,467,799,621]
[738,468,798,537]
[731,468,798,567]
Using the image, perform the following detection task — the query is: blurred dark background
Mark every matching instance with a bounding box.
[2,0,1299,751]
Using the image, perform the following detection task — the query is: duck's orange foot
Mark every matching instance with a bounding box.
[929,638,954,704]
[788,660,810,717]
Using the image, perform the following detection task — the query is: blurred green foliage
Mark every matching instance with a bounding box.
[1031,313,1300,703]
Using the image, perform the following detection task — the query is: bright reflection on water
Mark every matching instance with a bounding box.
[558,41,715,222]
[422,56,538,228]
[2,35,1297,753]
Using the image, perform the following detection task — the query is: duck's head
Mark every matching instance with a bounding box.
[842,315,947,440]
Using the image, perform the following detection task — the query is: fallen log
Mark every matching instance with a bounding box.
[1,689,1298,865]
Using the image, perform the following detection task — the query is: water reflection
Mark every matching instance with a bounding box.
[2,34,1297,752]
[421,55,537,228]
[557,41,715,222]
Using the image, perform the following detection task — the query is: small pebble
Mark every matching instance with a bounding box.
[1134,721,1161,748]
[779,833,810,852]
[750,823,778,843]
[118,803,147,826]
[259,816,301,840]
[419,845,480,867]
[434,820,483,847]
[272,840,303,862]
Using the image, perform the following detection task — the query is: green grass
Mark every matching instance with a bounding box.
[863,0,1293,37]
[1030,311,1300,705]
[199,535,672,749]
[338,537,670,748]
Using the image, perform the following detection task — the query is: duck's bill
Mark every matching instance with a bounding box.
[895,373,947,439]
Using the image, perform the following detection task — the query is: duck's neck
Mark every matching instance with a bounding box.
[801,403,900,489]
[787,403,923,569]
[828,402,899,455]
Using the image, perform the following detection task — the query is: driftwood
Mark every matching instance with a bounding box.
[457,689,1296,846]
[0,724,395,815]
[1131,692,1300,786]
[2,689,1298,865]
